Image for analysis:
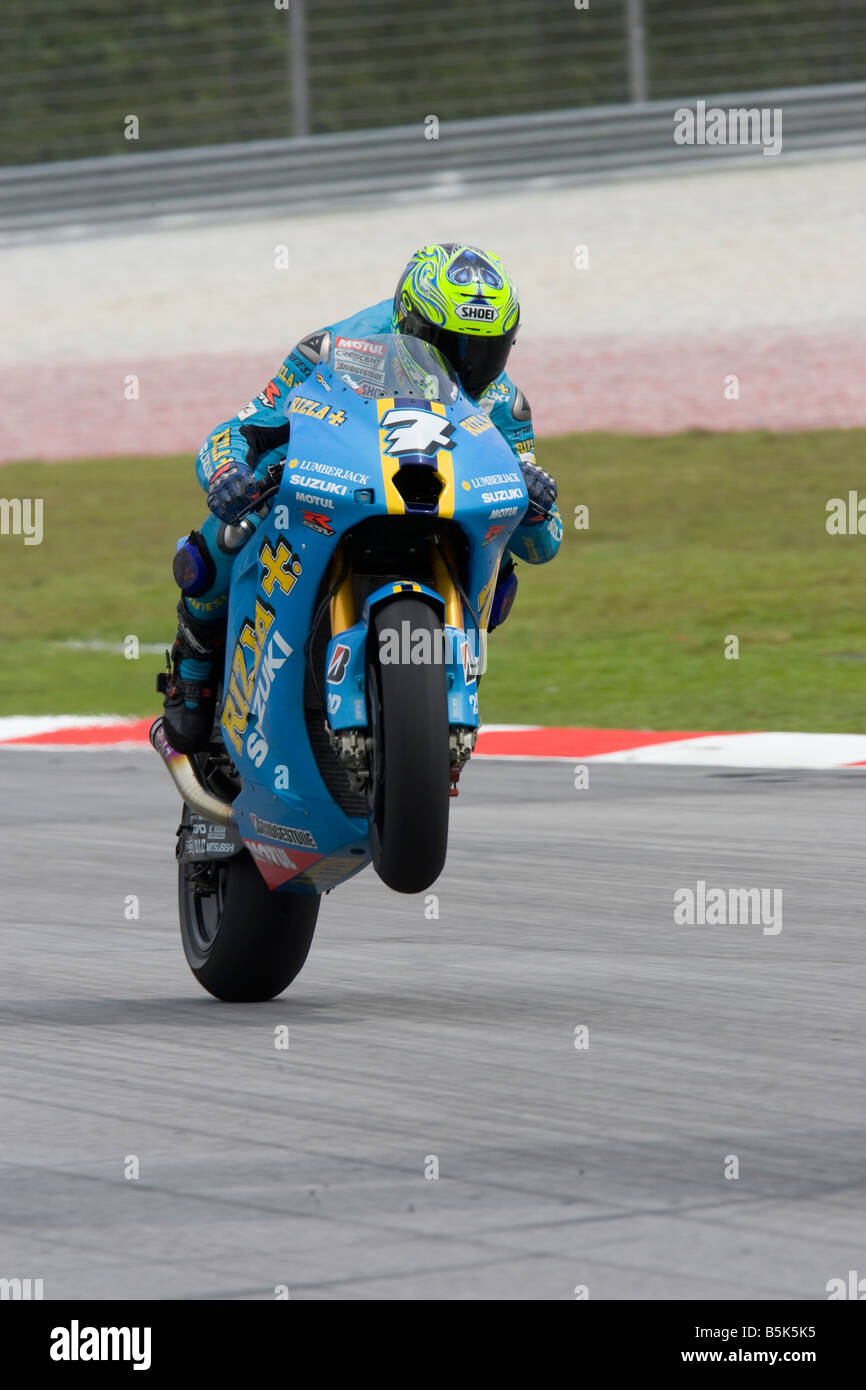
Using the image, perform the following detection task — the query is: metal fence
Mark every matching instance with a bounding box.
[2,84,863,240]
[2,0,865,167]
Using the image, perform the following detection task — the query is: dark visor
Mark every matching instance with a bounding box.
[401,308,517,399]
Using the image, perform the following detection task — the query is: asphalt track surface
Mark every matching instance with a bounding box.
[0,751,863,1301]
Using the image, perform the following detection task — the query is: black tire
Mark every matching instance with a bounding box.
[367,597,450,894]
[179,847,319,1002]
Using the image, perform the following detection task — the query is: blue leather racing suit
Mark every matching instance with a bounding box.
[183,299,563,624]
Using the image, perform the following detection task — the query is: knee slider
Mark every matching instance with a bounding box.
[173,529,216,597]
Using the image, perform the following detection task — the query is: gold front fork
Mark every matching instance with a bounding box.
[430,541,463,630]
[329,557,355,637]
[327,541,462,639]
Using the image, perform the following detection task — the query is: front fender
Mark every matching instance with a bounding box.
[325,581,479,732]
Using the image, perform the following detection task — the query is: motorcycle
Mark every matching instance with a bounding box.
[151,332,527,1000]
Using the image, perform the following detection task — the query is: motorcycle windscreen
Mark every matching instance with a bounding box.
[326,332,462,404]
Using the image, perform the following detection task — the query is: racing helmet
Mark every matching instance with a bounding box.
[393,243,519,399]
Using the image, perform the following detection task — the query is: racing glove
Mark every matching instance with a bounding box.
[519,454,558,525]
[206,460,260,524]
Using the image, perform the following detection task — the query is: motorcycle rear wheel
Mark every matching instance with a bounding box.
[179,833,319,1001]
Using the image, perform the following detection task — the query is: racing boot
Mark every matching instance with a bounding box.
[158,600,226,754]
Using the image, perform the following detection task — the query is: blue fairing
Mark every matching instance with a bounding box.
[220,336,528,895]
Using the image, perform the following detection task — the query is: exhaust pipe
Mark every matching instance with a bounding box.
[149,717,236,827]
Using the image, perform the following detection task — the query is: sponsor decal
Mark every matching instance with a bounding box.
[238,400,258,421]
[514,437,535,454]
[470,471,521,488]
[221,602,293,755]
[337,362,385,386]
[547,509,564,544]
[221,541,299,755]
[277,364,296,388]
[298,329,329,360]
[289,396,347,426]
[327,644,350,684]
[334,339,387,379]
[353,379,387,399]
[302,509,334,536]
[327,692,341,716]
[187,837,236,856]
[380,407,456,458]
[186,594,225,613]
[459,412,494,436]
[259,537,303,599]
[249,814,318,849]
[210,427,233,468]
[222,601,273,754]
[335,345,385,367]
[462,638,479,683]
[244,837,323,889]
[256,379,281,409]
[187,820,236,854]
[335,336,386,357]
[290,474,347,496]
[314,369,332,391]
[490,506,518,519]
[289,395,329,420]
[295,492,334,509]
[247,840,298,871]
[482,488,523,504]
[250,629,292,724]
[482,523,507,545]
[455,303,497,321]
[334,350,383,368]
[290,459,369,484]
[192,821,226,840]
[481,380,511,405]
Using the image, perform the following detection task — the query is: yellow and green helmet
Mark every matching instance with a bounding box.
[393,243,520,398]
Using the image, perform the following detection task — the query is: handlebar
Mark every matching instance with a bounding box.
[230,461,285,526]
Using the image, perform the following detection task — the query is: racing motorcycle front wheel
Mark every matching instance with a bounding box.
[366,596,451,894]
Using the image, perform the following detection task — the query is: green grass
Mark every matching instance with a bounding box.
[2,431,865,729]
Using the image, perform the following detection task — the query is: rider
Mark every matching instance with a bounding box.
[160,243,563,753]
